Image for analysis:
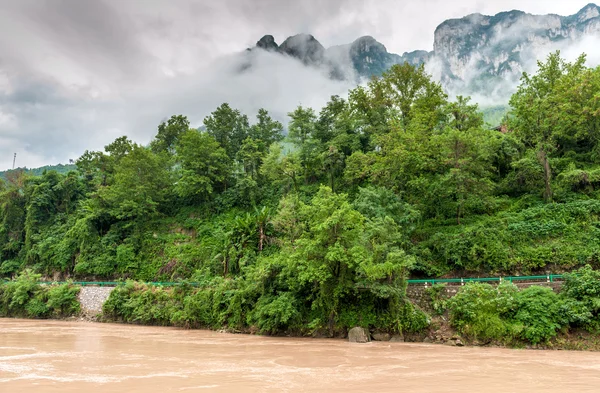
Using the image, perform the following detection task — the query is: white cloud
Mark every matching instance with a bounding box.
[0,0,597,170]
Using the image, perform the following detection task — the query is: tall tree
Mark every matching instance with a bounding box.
[378,63,447,132]
[150,115,190,154]
[249,109,283,149]
[509,52,586,202]
[100,145,171,220]
[261,144,302,193]
[287,106,316,145]
[204,103,250,159]
[174,130,230,202]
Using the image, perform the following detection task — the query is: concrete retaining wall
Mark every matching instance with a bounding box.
[406,281,563,312]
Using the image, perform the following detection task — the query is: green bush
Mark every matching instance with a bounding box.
[560,265,600,330]
[0,270,80,318]
[447,282,518,343]
[47,282,80,317]
[513,286,564,344]
[447,269,600,346]
[247,293,299,334]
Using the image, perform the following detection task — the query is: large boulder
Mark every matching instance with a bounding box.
[389,334,404,342]
[372,332,391,341]
[348,327,371,343]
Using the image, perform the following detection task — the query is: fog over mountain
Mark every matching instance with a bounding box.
[244,4,600,103]
[0,1,597,170]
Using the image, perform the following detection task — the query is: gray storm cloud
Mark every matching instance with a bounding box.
[0,0,595,170]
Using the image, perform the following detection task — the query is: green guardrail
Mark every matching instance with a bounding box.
[408,274,563,286]
[14,274,564,288]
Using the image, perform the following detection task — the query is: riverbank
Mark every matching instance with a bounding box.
[4,303,600,352]
[5,266,600,351]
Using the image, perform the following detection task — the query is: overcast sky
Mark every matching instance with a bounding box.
[0,0,595,171]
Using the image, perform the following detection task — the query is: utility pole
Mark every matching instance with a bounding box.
[12,153,16,169]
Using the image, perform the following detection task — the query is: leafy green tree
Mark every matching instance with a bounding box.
[150,115,190,154]
[236,138,264,180]
[100,145,171,220]
[509,52,587,202]
[431,127,495,224]
[288,106,316,145]
[174,130,230,202]
[249,109,283,148]
[0,171,27,267]
[291,186,366,335]
[322,146,344,192]
[314,95,347,144]
[204,103,250,159]
[378,63,448,132]
[261,144,302,193]
[446,95,484,131]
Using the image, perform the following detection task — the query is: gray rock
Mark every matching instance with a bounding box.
[455,339,464,347]
[348,327,371,343]
[423,337,432,343]
[389,334,404,343]
[372,332,391,341]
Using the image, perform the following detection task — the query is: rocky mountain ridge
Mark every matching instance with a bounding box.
[246,4,600,96]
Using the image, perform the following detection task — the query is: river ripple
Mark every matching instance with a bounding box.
[1,319,599,392]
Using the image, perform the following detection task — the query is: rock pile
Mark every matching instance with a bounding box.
[78,286,114,317]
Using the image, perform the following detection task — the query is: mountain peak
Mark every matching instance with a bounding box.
[351,36,388,54]
[278,34,326,65]
[576,3,600,22]
[256,35,278,51]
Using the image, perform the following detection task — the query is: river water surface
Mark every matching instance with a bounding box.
[1,319,599,392]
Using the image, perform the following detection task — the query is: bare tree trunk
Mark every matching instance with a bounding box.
[330,170,335,193]
[538,149,553,202]
[258,225,264,251]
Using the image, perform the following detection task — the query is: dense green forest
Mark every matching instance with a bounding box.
[1,52,600,338]
[0,164,76,181]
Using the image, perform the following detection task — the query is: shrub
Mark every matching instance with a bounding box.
[47,283,80,317]
[247,292,299,334]
[512,286,564,344]
[0,270,80,318]
[447,282,518,343]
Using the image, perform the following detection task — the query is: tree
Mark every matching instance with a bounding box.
[291,186,367,335]
[509,52,586,202]
[431,127,495,224]
[378,63,447,132]
[150,115,190,154]
[249,109,283,149]
[287,106,316,145]
[446,96,484,131]
[0,171,26,264]
[236,138,264,180]
[100,145,171,220]
[289,186,417,336]
[204,103,250,159]
[174,130,230,202]
[261,144,302,193]
[314,95,347,144]
[322,146,344,193]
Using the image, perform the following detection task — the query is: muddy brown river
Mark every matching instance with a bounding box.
[1,319,600,392]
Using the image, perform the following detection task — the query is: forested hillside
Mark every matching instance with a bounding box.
[0,164,76,181]
[1,52,600,335]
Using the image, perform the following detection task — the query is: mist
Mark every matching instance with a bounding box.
[0,0,598,171]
